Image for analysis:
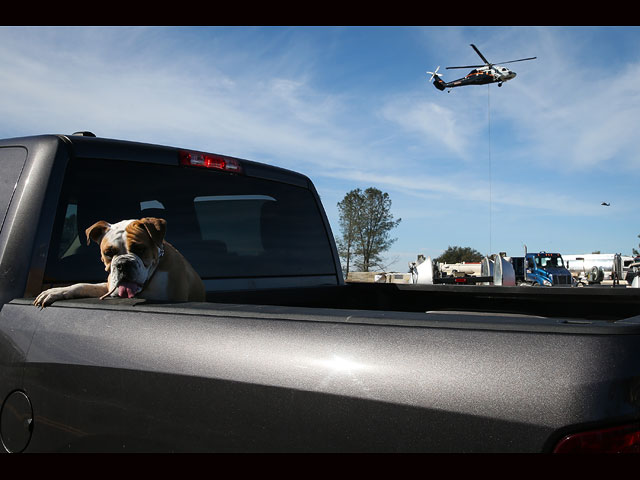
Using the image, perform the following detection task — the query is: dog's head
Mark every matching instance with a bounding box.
[86,217,167,298]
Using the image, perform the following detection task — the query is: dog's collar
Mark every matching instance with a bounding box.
[143,245,165,291]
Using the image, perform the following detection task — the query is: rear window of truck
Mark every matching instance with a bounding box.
[43,157,337,285]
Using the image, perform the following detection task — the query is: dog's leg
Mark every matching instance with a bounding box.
[33,282,109,308]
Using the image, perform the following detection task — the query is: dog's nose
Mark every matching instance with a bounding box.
[113,258,135,277]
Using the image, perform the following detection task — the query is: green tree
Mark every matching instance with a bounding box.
[435,245,483,264]
[336,187,401,273]
[336,189,364,275]
[633,234,639,256]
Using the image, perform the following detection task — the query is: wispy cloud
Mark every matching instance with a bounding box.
[493,31,640,172]
[0,28,350,162]
[380,97,481,160]
[1,26,638,266]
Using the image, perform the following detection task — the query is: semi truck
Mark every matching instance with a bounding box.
[412,251,574,287]
[512,251,574,287]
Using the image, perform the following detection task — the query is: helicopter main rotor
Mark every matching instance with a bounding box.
[446,44,536,70]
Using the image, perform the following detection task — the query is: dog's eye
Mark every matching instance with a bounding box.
[104,248,118,259]
[130,244,145,257]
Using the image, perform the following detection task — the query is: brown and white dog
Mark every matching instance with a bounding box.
[34,217,205,308]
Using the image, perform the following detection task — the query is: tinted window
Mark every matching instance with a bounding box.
[44,157,336,284]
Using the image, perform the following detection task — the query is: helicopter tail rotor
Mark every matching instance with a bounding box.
[426,66,442,82]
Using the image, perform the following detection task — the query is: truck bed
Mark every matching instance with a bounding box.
[206,282,640,322]
[4,295,640,452]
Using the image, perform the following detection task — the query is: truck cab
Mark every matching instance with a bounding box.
[525,252,573,286]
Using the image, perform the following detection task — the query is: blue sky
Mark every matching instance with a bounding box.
[1,26,639,272]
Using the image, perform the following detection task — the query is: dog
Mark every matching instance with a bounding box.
[34,217,205,308]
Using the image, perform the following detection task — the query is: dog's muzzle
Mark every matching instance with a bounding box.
[110,254,145,298]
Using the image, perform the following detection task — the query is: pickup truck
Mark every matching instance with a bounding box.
[2,133,640,453]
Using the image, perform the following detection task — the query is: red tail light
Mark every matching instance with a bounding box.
[179,151,242,174]
[553,423,640,453]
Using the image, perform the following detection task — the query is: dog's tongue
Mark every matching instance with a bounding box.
[117,282,141,299]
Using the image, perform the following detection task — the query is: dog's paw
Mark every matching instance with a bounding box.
[33,287,69,308]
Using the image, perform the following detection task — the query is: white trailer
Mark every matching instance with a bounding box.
[563,253,635,284]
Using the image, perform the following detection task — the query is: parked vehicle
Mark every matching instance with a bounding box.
[627,257,640,286]
[564,253,636,285]
[512,252,574,286]
[409,256,492,285]
[412,252,573,287]
[2,133,640,452]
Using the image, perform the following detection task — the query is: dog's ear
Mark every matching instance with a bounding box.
[86,221,111,246]
[140,217,167,248]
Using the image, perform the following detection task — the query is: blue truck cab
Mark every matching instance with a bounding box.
[525,252,573,286]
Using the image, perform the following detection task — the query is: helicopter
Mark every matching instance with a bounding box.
[427,44,536,91]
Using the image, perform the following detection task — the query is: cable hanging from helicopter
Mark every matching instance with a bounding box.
[427,44,536,91]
